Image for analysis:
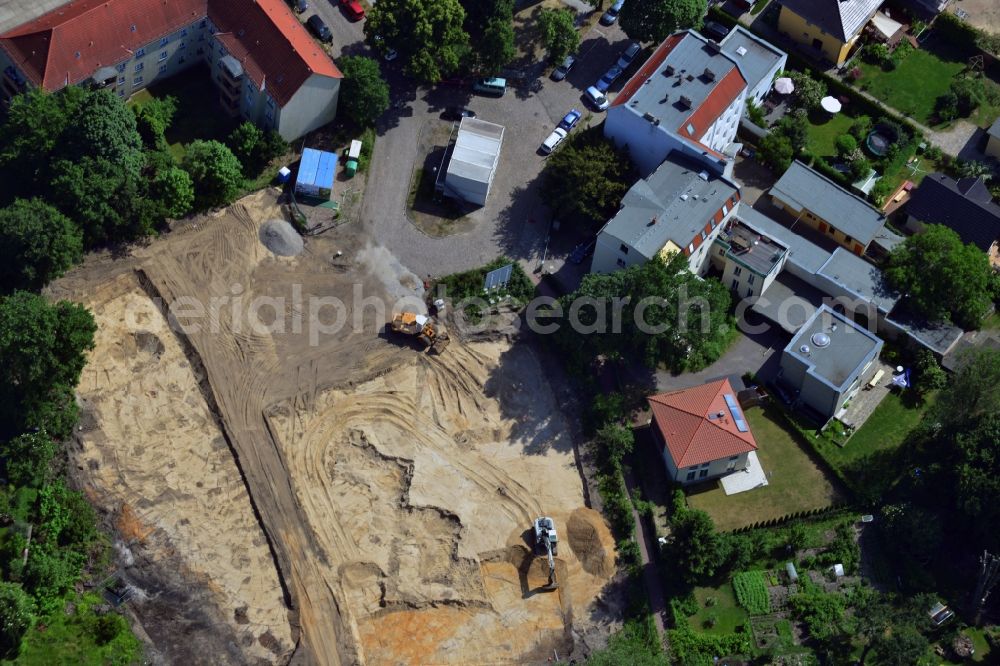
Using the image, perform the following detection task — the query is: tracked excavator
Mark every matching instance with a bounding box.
[533,516,559,590]
[388,312,451,353]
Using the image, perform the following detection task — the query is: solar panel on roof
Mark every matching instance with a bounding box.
[483,264,513,292]
[724,394,749,432]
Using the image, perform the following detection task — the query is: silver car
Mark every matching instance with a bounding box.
[585,86,609,111]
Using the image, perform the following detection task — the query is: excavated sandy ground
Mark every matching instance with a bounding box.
[53,189,616,664]
[71,272,292,663]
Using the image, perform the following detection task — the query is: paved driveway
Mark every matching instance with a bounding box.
[303,4,632,277]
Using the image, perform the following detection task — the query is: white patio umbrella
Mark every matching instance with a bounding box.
[820,96,842,113]
[773,77,794,95]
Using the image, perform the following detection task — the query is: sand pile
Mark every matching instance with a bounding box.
[259,219,304,256]
[567,508,616,578]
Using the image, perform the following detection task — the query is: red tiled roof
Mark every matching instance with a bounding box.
[648,379,757,468]
[0,0,340,105]
[0,0,206,90]
[209,0,340,107]
[681,65,746,141]
[612,32,685,108]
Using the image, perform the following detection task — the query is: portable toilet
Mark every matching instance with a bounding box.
[277,166,292,184]
[345,139,363,178]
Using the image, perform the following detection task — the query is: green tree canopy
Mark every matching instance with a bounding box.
[460,0,515,74]
[365,0,470,83]
[666,490,729,585]
[542,132,634,221]
[885,224,992,329]
[0,199,83,292]
[48,156,144,247]
[0,582,35,658]
[0,432,58,488]
[759,131,795,172]
[536,8,580,65]
[182,140,244,209]
[132,95,178,150]
[789,70,827,111]
[619,0,705,44]
[0,291,96,439]
[62,89,144,178]
[337,56,391,126]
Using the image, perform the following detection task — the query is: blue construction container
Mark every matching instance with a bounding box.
[294,147,338,199]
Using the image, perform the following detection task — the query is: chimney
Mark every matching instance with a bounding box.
[703,67,716,81]
[678,95,692,109]
[664,64,675,76]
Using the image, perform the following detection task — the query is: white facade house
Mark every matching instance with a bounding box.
[0,0,341,141]
[720,26,787,108]
[604,30,748,177]
[442,117,504,207]
[591,152,740,276]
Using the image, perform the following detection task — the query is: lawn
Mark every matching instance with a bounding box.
[687,406,840,532]
[855,48,965,125]
[130,65,239,161]
[805,112,855,159]
[688,584,747,635]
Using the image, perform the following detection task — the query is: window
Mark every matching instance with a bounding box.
[722,204,728,216]
[159,50,168,61]
[117,75,126,85]
[117,63,126,72]
[199,19,207,28]
[133,75,144,85]
[178,56,185,65]
[118,89,125,97]
[158,64,167,74]
[181,28,188,37]
[616,258,626,268]
[731,279,738,290]
[134,62,144,72]
[218,45,227,56]
[747,274,755,284]
[718,248,725,256]
[266,96,275,109]
[699,469,709,478]
[160,37,169,46]
[619,243,629,254]
[135,47,145,58]
[733,266,742,276]
[687,243,695,253]
[746,287,753,298]
[686,471,696,481]
[844,235,853,244]
[700,230,707,241]
[179,41,186,50]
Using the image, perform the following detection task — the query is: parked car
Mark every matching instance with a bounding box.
[540,127,568,155]
[442,106,476,121]
[596,65,622,92]
[569,239,596,264]
[551,55,576,81]
[558,109,582,132]
[294,0,308,13]
[306,14,332,42]
[584,86,609,111]
[616,42,641,70]
[473,77,507,96]
[600,0,624,26]
[704,20,729,41]
[340,0,365,21]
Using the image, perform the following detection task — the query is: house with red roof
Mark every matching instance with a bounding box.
[647,379,758,485]
[604,30,747,178]
[0,0,341,140]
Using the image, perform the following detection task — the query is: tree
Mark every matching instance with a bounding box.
[182,140,244,209]
[934,348,1000,428]
[62,89,144,178]
[536,8,580,65]
[849,115,873,141]
[619,0,705,44]
[789,70,826,111]
[667,494,729,584]
[849,155,872,181]
[935,91,960,122]
[0,582,35,658]
[145,155,195,220]
[132,95,177,149]
[0,199,83,292]
[779,110,809,152]
[0,432,57,488]
[835,134,858,157]
[951,76,986,117]
[869,623,929,666]
[226,122,264,170]
[957,159,993,181]
[365,0,470,83]
[914,349,947,393]
[337,56,391,126]
[478,16,516,74]
[885,224,992,329]
[594,423,634,468]
[0,291,96,439]
[542,132,634,221]
[21,542,85,613]
[759,131,795,172]
[48,156,144,247]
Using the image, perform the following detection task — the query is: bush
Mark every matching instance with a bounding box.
[835,134,857,157]
[0,582,35,657]
[849,115,873,141]
[732,571,771,615]
[935,91,960,122]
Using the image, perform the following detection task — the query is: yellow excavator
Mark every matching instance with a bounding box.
[388,312,451,353]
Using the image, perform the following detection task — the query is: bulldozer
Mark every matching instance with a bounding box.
[533,516,559,590]
[388,312,451,353]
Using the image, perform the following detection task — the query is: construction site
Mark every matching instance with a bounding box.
[50,189,618,665]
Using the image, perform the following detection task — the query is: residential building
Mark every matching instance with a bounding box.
[719,26,787,108]
[711,216,790,303]
[604,30,748,177]
[648,379,758,485]
[778,305,883,420]
[591,153,740,276]
[0,0,341,140]
[770,161,889,256]
[441,117,504,207]
[776,0,884,66]
[985,117,1000,159]
[905,174,1000,261]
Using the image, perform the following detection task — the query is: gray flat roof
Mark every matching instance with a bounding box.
[754,273,824,334]
[719,218,788,276]
[720,26,785,94]
[817,248,900,313]
[602,152,738,258]
[886,311,965,356]
[732,206,830,274]
[785,305,882,389]
[447,117,503,184]
[614,30,744,144]
[771,161,887,246]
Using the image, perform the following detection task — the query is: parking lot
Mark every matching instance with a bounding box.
[298,0,635,279]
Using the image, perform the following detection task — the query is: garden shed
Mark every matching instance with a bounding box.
[295,147,338,200]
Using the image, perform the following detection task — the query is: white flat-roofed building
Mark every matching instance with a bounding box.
[443,117,504,207]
